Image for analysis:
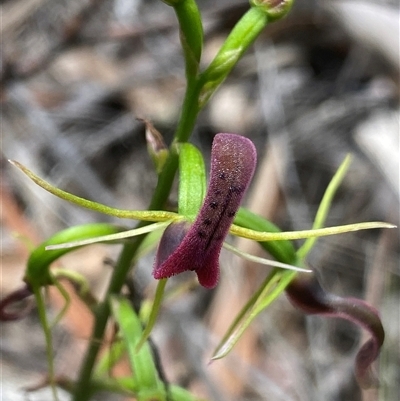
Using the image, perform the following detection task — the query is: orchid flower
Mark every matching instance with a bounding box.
[153,133,258,288]
[19,133,389,289]
[2,132,394,391]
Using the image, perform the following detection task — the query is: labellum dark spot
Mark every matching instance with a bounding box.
[209,201,219,209]
[0,284,34,321]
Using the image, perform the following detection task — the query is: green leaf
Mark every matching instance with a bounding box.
[212,268,297,360]
[94,337,126,379]
[178,142,206,219]
[25,223,126,287]
[110,296,167,401]
[137,279,168,351]
[297,154,351,259]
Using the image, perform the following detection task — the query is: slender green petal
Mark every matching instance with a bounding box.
[230,221,396,242]
[9,160,178,222]
[222,242,311,272]
[45,222,172,250]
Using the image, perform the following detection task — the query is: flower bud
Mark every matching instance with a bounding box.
[250,0,294,21]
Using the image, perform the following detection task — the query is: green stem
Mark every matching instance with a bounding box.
[73,75,201,401]
[73,4,276,400]
[33,285,59,401]
[73,242,143,401]
[173,81,203,143]
[174,0,203,80]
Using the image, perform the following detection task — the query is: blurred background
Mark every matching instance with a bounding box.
[1,0,399,400]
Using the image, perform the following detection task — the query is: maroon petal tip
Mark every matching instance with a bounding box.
[286,274,385,388]
[0,284,33,321]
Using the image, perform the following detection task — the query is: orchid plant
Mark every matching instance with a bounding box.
[1,1,395,401]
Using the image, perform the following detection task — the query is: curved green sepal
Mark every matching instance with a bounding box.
[223,242,310,272]
[25,223,126,288]
[230,221,395,243]
[45,221,171,250]
[10,160,178,222]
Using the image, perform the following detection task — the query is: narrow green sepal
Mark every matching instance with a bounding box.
[25,223,125,288]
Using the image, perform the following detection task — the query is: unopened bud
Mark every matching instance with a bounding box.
[139,118,169,174]
[250,0,294,21]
